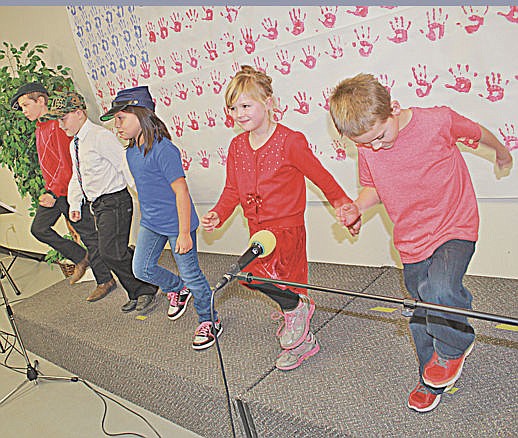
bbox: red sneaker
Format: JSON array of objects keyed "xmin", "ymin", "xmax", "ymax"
[
  {"xmin": 408, "ymin": 383, "xmax": 442, "ymax": 413},
  {"xmin": 423, "ymin": 342, "xmax": 474, "ymax": 388}
]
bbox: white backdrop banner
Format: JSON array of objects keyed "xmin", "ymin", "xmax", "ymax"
[{"xmin": 66, "ymin": 5, "xmax": 518, "ymax": 202}]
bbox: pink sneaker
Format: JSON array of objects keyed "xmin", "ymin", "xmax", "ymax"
[
  {"xmin": 192, "ymin": 320, "xmax": 223, "ymax": 350},
  {"xmin": 167, "ymin": 287, "xmax": 192, "ymax": 320},
  {"xmin": 275, "ymin": 295, "xmax": 315, "ymax": 350},
  {"xmin": 275, "ymin": 332, "xmax": 320, "ymax": 371}
]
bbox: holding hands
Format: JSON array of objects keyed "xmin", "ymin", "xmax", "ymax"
[
  {"xmin": 201, "ymin": 210, "xmax": 221, "ymax": 232},
  {"xmin": 336, "ymin": 202, "xmax": 362, "ymax": 236}
]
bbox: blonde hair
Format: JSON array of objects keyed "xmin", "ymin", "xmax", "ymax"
[
  {"xmin": 225, "ymin": 65, "xmax": 274, "ymax": 108},
  {"xmin": 329, "ymin": 73, "xmax": 392, "ymax": 138}
]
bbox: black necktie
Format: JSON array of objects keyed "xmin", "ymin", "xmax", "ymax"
[{"xmin": 74, "ymin": 136, "xmax": 87, "ymax": 201}]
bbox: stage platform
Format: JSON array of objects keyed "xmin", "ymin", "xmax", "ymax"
[{"xmin": 12, "ymin": 251, "xmax": 518, "ymax": 437}]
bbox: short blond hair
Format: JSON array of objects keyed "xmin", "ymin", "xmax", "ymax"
[
  {"xmin": 329, "ymin": 73, "xmax": 392, "ymax": 138},
  {"xmin": 225, "ymin": 65, "xmax": 274, "ymax": 108}
]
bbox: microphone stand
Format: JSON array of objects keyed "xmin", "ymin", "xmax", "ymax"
[
  {"xmin": 0, "ymin": 261, "xmax": 79, "ymax": 406},
  {"xmin": 234, "ymin": 272, "xmax": 518, "ymax": 326}
]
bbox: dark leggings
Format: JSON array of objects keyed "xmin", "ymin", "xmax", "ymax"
[{"xmin": 247, "ymin": 282, "xmax": 300, "ymax": 312}]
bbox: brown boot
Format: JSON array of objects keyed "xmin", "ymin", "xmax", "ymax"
[
  {"xmin": 86, "ymin": 278, "xmax": 117, "ymax": 302},
  {"xmin": 69, "ymin": 254, "xmax": 89, "ymax": 285}
]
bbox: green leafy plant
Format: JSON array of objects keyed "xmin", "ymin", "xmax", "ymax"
[
  {"xmin": 0, "ymin": 42, "xmax": 74, "ymax": 212},
  {"xmin": 44, "ymin": 233, "xmax": 84, "ymax": 265}
]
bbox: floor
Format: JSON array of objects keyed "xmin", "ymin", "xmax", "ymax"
[{"xmin": 0, "ymin": 255, "xmax": 201, "ymax": 438}]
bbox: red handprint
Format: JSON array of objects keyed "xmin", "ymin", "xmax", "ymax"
[
  {"xmin": 420, "ymin": 8, "xmax": 448, "ymax": 42},
  {"xmin": 408, "ymin": 64, "xmax": 438, "ymax": 98},
  {"xmin": 95, "ymin": 83, "xmax": 103, "ymax": 99},
  {"xmin": 286, "ymin": 8, "xmax": 306, "ymax": 36},
  {"xmin": 499, "ymin": 123, "xmax": 518, "ymax": 151},
  {"xmin": 478, "ymin": 72, "xmax": 508, "ymax": 102},
  {"xmin": 170, "ymin": 12, "xmax": 183, "ymax": 33},
  {"xmin": 217, "ymin": 147, "xmax": 228, "ymax": 166},
  {"xmin": 106, "ymin": 81, "xmax": 116, "ymax": 97},
  {"xmin": 187, "ymin": 112, "xmax": 200, "ymax": 131},
  {"xmin": 223, "ymin": 106, "xmax": 234, "ymax": 128},
  {"xmin": 253, "ymin": 56, "xmax": 269, "ymax": 74},
  {"xmin": 352, "ymin": 26, "xmax": 379, "ymax": 57},
  {"xmin": 210, "ymin": 70, "xmax": 226, "ymax": 95},
  {"xmin": 172, "ymin": 115, "xmax": 184, "ymax": 138},
  {"xmin": 261, "ymin": 17, "xmax": 278, "ymax": 40},
  {"xmin": 154, "ymin": 56, "xmax": 166, "ymax": 78},
  {"xmin": 274, "ymin": 49, "xmax": 294, "ymax": 75},
  {"xmin": 319, "ymin": 6, "xmax": 337, "ymax": 28},
  {"xmin": 140, "ymin": 61, "xmax": 150, "ymax": 79},
  {"xmin": 457, "ymin": 6, "xmax": 488, "ymax": 34},
  {"xmin": 325, "ymin": 35, "xmax": 344, "ymax": 60},
  {"xmin": 445, "ymin": 64, "xmax": 476, "ymax": 93},
  {"xmin": 198, "ymin": 150, "xmax": 210, "ymax": 168},
  {"xmin": 318, "ymin": 88, "xmax": 332, "ymax": 111},
  {"xmin": 346, "ymin": 6, "xmax": 369, "ymax": 17},
  {"xmin": 240, "ymin": 27, "xmax": 259, "ymax": 55},
  {"xmin": 293, "ymin": 91, "xmax": 311, "ymax": 115},
  {"xmin": 378, "ymin": 74, "xmax": 395, "ymax": 94},
  {"xmin": 308, "ymin": 143, "xmax": 324, "ymax": 157},
  {"xmin": 220, "ymin": 32, "xmax": 235, "ymax": 54},
  {"xmin": 146, "ymin": 22, "xmax": 156, "ymax": 43},
  {"xmin": 202, "ymin": 7, "xmax": 214, "ymax": 21},
  {"xmin": 128, "ymin": 68, "xmax": 139, "ymax": 86},
  {"xmin": 497, "ymin": 6, "xmax": 518, "ymax": 23},
  {"xmin": 174, "ymin": 82, "xmax": 188, "ymax": 101},
  {"xmin": 272, "ymin": 97, "xmax": 288, "ymax": 122},
  {"xmin": 181, "ymin": 149, "xmax": 192, "ymax": 171},
  {"xmin": 300, "ymin": 45, "xmax": 320, "ymax": 69},
  {"xmin": 387, "ymin": 16, "xmax": 411, "ymax": 44},
  {"xmin": 115, "ymin": 74, "xmax": 127, "ymax": 90},
  {"xmin": 170, "ymin": 51, "xmax": 183, "ymax": 74},
  {"xmin": 185, "ymin": 8, "xmax": 199, "ymax": 28},
  {"xmin": 191, "ymin": 78, "xmax": 204, "ymax": 96},
  {"xmin": 205, "ymin": 109, "xmax": 216, "ymax": 128},
  {"xmin": 159, "ymin": 87, "xmax": 172, "ymax": 107},
  {"xmin": 221, "ymin": 6, "xmax": 241, "ymax": 23},
  {"xmin": 331, "ymin": 139, "xmax": 347, "ymax": 161},
  {"xmin": 158, "ymin": 17, "xmax": 169, "ymax": 39},
  {"xmin": 186, "ymin": 48, "xmax": 201, "ymax": 70},
  {"xmin": 203, "ymin": 40, "xmax": 218, "ymax": 61}
]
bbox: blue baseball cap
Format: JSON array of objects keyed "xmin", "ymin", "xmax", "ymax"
[{"xmin": 100, "ymin": 86, "xmax": 155, "ymax": 121}]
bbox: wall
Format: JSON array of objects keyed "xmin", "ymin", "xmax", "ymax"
[{"xmin": 0, "ymin": 6, "xmax": 516, "ymax": 279}]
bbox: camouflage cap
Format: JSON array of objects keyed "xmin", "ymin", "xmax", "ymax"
[{"xmin": 45, "ymin": 91, "xmax": 87, "ymax": 119}]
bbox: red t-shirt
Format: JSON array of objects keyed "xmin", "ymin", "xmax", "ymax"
[
  {"xmin": 358, "ymin": 106, "xmax": 481, "ymax": 263},
  {"xmin": 35, "ymin": 119, "xmax": 73, "ymax": 197}
]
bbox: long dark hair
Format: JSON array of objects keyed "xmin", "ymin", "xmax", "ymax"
[{"xmin": 123, "ymin": 106, "xmax": 171, "ymax": 156}]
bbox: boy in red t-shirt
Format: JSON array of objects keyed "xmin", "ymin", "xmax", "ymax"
[
  {"xmin": 11, "ymin": 83, "xmax": 115, "ymax": 301},
  {"xmin": 329, "ymin": 73, "xmax": 512, "ymax": 412}
]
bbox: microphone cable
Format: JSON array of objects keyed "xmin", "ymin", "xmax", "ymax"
[{"xmin": 210, "ymin": 288, "xmax": 237, "ymax": 438}]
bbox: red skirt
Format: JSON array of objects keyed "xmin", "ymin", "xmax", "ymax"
[{"xmin": 243, "ymin": 224, "xmax": 308, "ymax": 296}]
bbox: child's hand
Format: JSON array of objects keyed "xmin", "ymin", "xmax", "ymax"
[
  {"xmin": 175, "ymin": 232, "xmax": 193, "ymax": 254},
  {"xmin": 201, "ymin": 211, "xmax": 221, "ymax": 232},
  {"xmin": 39, "ymin": 193, "xmax": 56, "ymax": 208},
  {"xmin": 496, "ymin": 146, "xmax": 513, "ymax": 170},
  {"xmin": 336, "ymin": 202, "xmax": 362, "ymax": 236}
]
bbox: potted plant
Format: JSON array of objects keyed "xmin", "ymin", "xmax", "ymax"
[
  {"xmin": 0, "ymin": 41, "xmax": 74, "ymax": 212},
  {"xmin": 44, "ymin": 233, "xmax": 85, "ymax": 278}
]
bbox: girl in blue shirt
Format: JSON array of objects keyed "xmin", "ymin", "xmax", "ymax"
[{"xmin": 101, "ymin": 86, "xmax": 221, "ymax": 350}]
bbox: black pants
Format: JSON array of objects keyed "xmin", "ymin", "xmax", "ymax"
[
  {"xmin": 31, "ymin": 196, "xmax": 112, "ymax": 284},
  {"xmin": 91, "ymin": 188, "xmax": 156, "ymax": 299}
]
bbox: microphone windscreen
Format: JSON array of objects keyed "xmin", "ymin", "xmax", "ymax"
[{"xmin": 249, "ymin": 230, "xmax": 276, "ymax": 258}]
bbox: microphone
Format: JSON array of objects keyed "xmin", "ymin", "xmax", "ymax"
[{"xmin": 213, "ymin": 230, "xmax": 276, "ymax": 293}]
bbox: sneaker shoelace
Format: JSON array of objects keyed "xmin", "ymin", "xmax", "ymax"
[
  {"xmin": 433, "ymin": 356, "xmax": 450, "ymax": 369},
  {"xmin": 195, "ymin": 321, "xmax": 212, "ymax": 337},
  {"xmin": 272, "ymin": 310, "xmax": 295, "ymax": 337},
  {"xmin": 416, "ymin": 384, "xmax": 430, "ymax": 395},
  {"xmin": 167, "ymin": 291, "xmax": 180, "ymax": 307}
]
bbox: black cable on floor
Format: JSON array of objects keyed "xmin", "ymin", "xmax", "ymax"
[{"xmin": 210, "ymin": 289, "xmax": 237, "ymax": 438}]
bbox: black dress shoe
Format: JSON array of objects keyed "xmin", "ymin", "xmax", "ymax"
[
  {"xmin": 135, "ymin": 294, "xmax": 156, "ymax": 313},
  {"xmin": 121, "ymin": 299, "xmax": 138, "ymax": 312}
]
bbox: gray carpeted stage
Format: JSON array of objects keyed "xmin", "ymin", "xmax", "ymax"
[{"xmin": 12, "ymin": 251, "xmax": 518, "ymax": 437}]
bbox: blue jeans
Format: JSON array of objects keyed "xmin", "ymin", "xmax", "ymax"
[
  {"xmin": 133, "ymin": 225, "xmax": 216, "ymax": 323},
  {"xmin": 403, "ymin": 239, "xmax": 476, "ymax": 394}
]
